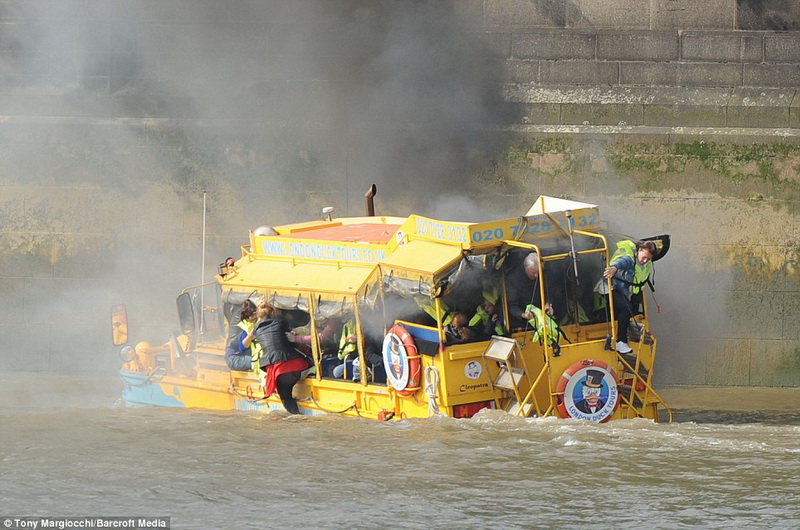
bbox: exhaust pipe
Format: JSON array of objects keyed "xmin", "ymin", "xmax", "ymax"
[{"xmin": 365, "ymin": 184, "xmax": 377, "ymax": 216}]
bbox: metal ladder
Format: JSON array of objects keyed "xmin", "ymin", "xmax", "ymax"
[
  {"xmin": 483, "ymin": 336, "xmax": 533, "ymax": 417},
  {"xmin": 617, "ymin": 318, "xmax": 673, "ymax": 421}
]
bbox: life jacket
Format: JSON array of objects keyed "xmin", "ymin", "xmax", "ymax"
[
  {"xmin": 415, "ymin": 297, "xmax": 453, "ymax": 327},
  {"xmin": 338, "ymin": 319, "xmax": 357, "ymax": 360},
  {"xmin": 525, "ymin": 304, "xmax": 562, "ymax": 346},
  {"xmin": 611, "ymin": 240, "xmax": 652, "ymax": 295},
  {"xmin": 236, "ymin": 319, "xmax": 263, "ymax": 370},
  {"xmin": 469, "ymin": 305, "xmax": 504, "ymax": 336}
]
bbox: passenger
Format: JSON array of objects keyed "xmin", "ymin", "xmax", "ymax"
[
  {"xmin": 253, "ymin": 303, "xmax": 312, "ymax": 414},
  {"xmin": 505, "ymin": 252, "xmax": 554, "ymax": 330},
  {"xmin": 331, "ymin": 317, "xmax": 357, "ymax": 378},
  {"xmin": 332, "ymin": 318, "xmax": 385, "ymax": 381},
  {"xmin": 334, "ymin": 332, "xmax": 384, "ymax": 381},
  {"xmin": 224, "ymin": 299, "xmax": 263, "ymax": 372},
  {"xmin": 444, "ymin": 311, "xmax": 474, "ymax": 343},
  {"xmin": 468, "ymin": 287, "xmax": 505, "ymax": 339},
  {"xmin": 603, "ymin": 240, "xmax": 658, "ymax": 354},
  {"xmin": 288, "ymin": 317, "xmax": 339, "ymax": 358}
]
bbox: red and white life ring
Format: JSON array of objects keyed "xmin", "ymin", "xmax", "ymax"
[
  {"xmin": 382, "ymin": 324, "xmax": 421, "ymax": 397},
  {"xmin": 555, "ymin": 359, "xmax": 620, "ymax": 422}
]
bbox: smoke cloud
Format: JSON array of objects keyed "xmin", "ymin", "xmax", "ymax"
[{"xmin": 0, "ymin": 1, "xmax": 513, "ymax": 374}]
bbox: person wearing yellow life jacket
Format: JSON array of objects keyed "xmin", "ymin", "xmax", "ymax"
[
  {"xmin": 469, "ymin": 287, "xmax": 505, "ymax": 339},
  {"xmin": 603, "ymin": 239, "xmax": 658, "ymax": 354},
  {"xmin": 225, "ymin": 299, "xmax": 264, "ymax": 371},
  {"xmin": 332, "ymin": 318, "xmax": 358, "ymax": 379},
  {"xmin": 332, "ymin": 318, "xmax": 385, "ymax": 381}
]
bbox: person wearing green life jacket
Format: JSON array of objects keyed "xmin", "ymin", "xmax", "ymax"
[
  {"xmin": 332, "ymin": 318, "xmax": 357, "ymax": 379},
  {"xmin": 469, "ymin": 287, "xmax": 505, "ymax": 339},
  {"xmin": 225, "ymin": 299, "xmax": 265, "ymax": 371},
  {"xmin": 603, "ymin": 239, "xmax": 658, "ymax": 354},
  {"xmin": 332, "ymin": 318, "xmax": 385, "ymax": 381}
]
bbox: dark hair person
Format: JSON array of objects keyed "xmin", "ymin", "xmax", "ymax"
[{"xmin": 253, "ymin": 303, "xmax": 312, "ymax": 414}]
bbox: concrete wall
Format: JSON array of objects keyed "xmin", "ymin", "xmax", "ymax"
[{"xmin": 1, "ymin": 0, "xmax": 800, "ymax": 388}]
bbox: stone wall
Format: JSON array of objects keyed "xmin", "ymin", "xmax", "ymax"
[{"xmin": 1, "ymin": 0, "xmax": 799, "ymax": 387}]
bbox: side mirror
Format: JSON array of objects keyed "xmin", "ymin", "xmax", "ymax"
[
  {"xmin": 111, "ymin": 304, "xmax": 129, "ymax": 346},
  {"xmin": 176, "ymin": 292, "xmax": 196, "ymax": 334}
]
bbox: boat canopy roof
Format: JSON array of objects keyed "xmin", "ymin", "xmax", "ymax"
[
  {"xmin": 223, "ymin": 259, "xmax": 378, "ymax": 299},
  {"xmin": 220, "ymin": 195, "xmax": 605, "ymax": 299}
]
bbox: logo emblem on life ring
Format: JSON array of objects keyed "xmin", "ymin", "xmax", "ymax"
[
  {"xmin": 382, "ymin": 331, "xmax": 410, "ymax": 391},
  {"xmin": 557, "ymin": 360, "xmax": 619, "ymax": 422}
]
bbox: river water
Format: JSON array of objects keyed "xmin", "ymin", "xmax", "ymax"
[{"xmin": 1, "ymin": 375, "xmax": 799, "ymax": 529}]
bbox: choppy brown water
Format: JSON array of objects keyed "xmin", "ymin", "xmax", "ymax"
[{"xmin": 1, "ymin": 375, "xmax": 799, "ymax": 529}]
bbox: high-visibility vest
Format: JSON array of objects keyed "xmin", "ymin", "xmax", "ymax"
[
  {"xmin": 338, "ymin": 319, "xmax": 357, "ymax": 360},
  {"xmin": 525, "ymin": 304, "xmax": 561, "ymax": 345},
  {"xmin": 236, "ymin": 320, "xmax": 264, "ymax": 370},
  {"xmin": 416, "ymin": 297, "xmax": 453, "ymax": 327},
  {"xmin": 611, "ymin": 240, "xmax": 652, "ymax": 294},
  {"xmin": 469, "ymin": 305, "xmax": 504, "ymax": 336}
]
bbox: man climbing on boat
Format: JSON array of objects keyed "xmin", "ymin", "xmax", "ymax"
[{"xmin": 603, "ymin": 240, "xmax": 658, "ymax": 354}]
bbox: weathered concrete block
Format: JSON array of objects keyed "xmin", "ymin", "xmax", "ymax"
[
  {"xmin": 654, "ymin": 336, "xmax": 710, "ymax": 386},
  {"xmin": 750, "ymin": 340, "xmax": 800, "ymax": 386},
  {"xmin": 681, "ymin": 31, "xmax": 763, "ymax": 63},
  {"xmin": 512, "ymin": 30, "xmax": 596, "ymax": 60},
  {"xmin": 791, "ymin": 92, "xmax": 800, "ymax": 128},
  {"xmin": 485, "ymin": 0, "xmax": 567, "ymax": 28},
  {"xmin": 565, "ymin": 0, "xmax": 649, "ymax": 30},
  {"xmin": 652, "ymin": 0, "xmax": 735, "ymax": 30},
  {"xmin": 539, "ymin": 59, "xmax": 618, "ymax": 85},
  {"xmin": 641, "ymin": 87, "xmax": 730, "ymax": 127},
  {"xmin": 780, "ymin": 293, "xmax": 800, "ymax": 341},
  {"xmin": 744, "ymin": 64, "xmax": 800, "ymax": 88},
  {"xmin": 621, "ymin": 62, "xmax": 743, "ymax": 87},
  {"xmin": 764, "ymin": 34, "xmax": 800, "ymax": 63},
  {"xmin": 481, "ymin": 31, "xmax": 513, "ymax": 58},
  {"xmin": 561, "ymin": 102, "xmax": 643, "ymax": 125},
  {"xmin": 504, "ymin": 59, "xmax": 540, "ymax": 84},
  {"xmin": 517, "ymin": 103, "xmax": 562, "ymax": 125},
  {"xmin": 597, "ymin": 31, "xmax": 679, "ymax": 61},
  {"xmin": 726, "ymin": 88, "xmax": 794, "ymax": 128},
  {"xmin": 705, "ymin": 339, "xmax": 752, "ymax": 385}
]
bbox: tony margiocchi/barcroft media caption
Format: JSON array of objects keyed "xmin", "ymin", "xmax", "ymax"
[{"xmin": 2, "ymin": 518, "xmax": 170, "ymax": 529}]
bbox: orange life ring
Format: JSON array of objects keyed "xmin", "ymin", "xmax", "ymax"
[
  {"xmin": 382, "ymin": 324, "xmax": 421, "ymax": 397},
  {"xmin": 555, "ymin": 359, "xmax": 620, "ymax": 422}
]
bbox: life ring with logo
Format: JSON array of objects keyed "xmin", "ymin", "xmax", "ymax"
[
  {"xmin": 382, "ymin": 324, "xmax": 421, "ymax": 397},
  {"xmin": 555, "ymin": 359, "xmax": 620, "ymax": 422}
]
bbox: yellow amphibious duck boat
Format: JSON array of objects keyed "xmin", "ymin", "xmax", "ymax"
[{"xmin": 113, "ymin": 188, "xmax": 672, "ymax": 422}]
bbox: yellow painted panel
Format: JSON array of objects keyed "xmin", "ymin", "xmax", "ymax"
[
  {"xmin": 379, "ymin": 240, "xmax": 464, "ymax": 276},
  {"xmin": 225, "ymin": 259, "xmax": 377, "ymax": 295}
]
